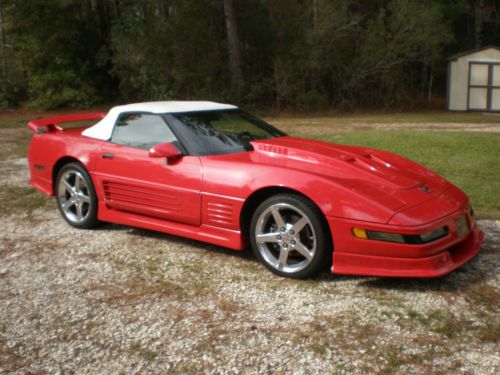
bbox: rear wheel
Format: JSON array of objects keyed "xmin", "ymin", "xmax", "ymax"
[
  {"xmin": 55, "ymin": 162, "xmax": 98, "ymax": 229},
  {"xmin": 249, "ymin": 194, "xmax": 329, "ymax": 278}
]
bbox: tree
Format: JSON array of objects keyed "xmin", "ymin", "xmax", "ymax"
[
  {"xmin": 111, "ymin": 0, "xmax": 229, "ymax": 101},
  {"xmin": 2, "ymin": 0, "xmax": 500, "ymax": 109},
  {"xmin": 0, "ymin": 0, "xmax": 7, "ymax": 79},
  {"xmin": 222, "ymin": 0, "xmax": 244, "ymax": 101},
  {"xmin": 4, "ymin": 0, "xmax": 118, "ymax": 108}
]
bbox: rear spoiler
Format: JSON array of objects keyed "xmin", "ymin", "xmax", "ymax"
[{"xmin": 27, "ymin": 113, "xmax": 106, "ymax": 133}]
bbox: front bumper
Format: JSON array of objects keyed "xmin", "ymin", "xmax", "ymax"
[{"xmin": 327, "ymin": 208, "xmax": 483, "ymax": 278}]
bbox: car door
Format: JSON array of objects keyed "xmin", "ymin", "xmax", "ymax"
[{"xmin": 94, "ymin": 112, "xmax": 202, "ymax": 226}]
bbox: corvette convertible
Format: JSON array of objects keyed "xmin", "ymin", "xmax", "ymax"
[{"xmin": 27, "ymin": 101, "xmax": 483, "ymax": 278}]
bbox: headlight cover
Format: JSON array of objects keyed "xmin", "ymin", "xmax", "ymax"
[{"xmin": 352, "ymin": 227, "xmax": 449, "ymax": 244}]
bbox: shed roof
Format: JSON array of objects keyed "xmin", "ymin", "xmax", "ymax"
[{"xmin": 448, "ymin": 45, "xmax": 500, "ymax": 61}]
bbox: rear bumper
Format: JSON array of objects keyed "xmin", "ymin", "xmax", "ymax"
[
  {"xmin": 29, "ymin": 176, "xmax": 53, "ymax": 196},
  {"xmin": 328, "ymin": 208, "xmax": 484, "ymax": 278}
]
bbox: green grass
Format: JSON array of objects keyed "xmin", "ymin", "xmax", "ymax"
[
  {"xmin": 0, "ymin": 112, "xmax": 38, "ymax": 129},
  {"xmin": 0, "ymin": 186, "xmax": 51, "ymax": 214},
  {"xmin": 406, "ymin": 308, "xmax": 478, "ymax": 341},
  {"xmin": 1, "ymin": 109, "xmax": 497, "ymax": 129},
  {"xmin": 0, "ymin": 115, "xmax": 21, "ymax": 129},
  {"xmin": 130, "ymin": 341, "xmax": 157, "ymax": 361}
]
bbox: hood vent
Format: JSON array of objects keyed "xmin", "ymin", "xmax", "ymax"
[{"xmin": 340, "ymin": 153, "xmax": 390, "ymax": 172}]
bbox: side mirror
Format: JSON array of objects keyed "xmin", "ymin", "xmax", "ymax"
[{"xmin": 149, "ymin": 142, "xmax": 183, "ymax": 163}]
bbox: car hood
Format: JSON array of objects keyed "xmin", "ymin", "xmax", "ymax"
[{"xmin": 250, "ymin": 136, "xmax": 451, "ymax": 214}]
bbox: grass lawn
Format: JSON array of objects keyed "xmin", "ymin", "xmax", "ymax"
[{"xmin": 1, "ymin": 109, "xmax": 499, "ymax": 219}]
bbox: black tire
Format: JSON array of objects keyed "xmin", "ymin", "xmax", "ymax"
[
  {"xmin": 249, "ymin": 193, "xmax": 330, "ymax": 279},
  {"xmin": 55, "ymin": 162, "xmax": 99, "ymax": 229}
]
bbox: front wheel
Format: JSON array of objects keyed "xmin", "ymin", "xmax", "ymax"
[
  {"xmin": 55, "ymin": 162, "xmax": 99, "ymax": 229},
  {"xmin": 249, "ymin": 194, "xmax": 330, "ymax": 279}
]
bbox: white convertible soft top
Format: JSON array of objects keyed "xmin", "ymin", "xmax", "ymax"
[{"xmin": 82, "ymin": 101, "xmax": 238, "ymax": 141}]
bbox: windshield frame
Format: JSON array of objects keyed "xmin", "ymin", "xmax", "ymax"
[{"xmin": 162, "ymin": 109, "xmax": 287, "ymax": 156}]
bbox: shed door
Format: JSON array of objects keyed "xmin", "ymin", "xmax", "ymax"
[
  {"xmin": 492, "ymin": 65, "xmax": 500, "ymax": 111},
  {"xmin": 468, "ymin": 62, "xmax": 500, "ymax": 112}
]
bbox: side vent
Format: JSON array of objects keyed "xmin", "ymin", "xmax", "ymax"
[
  {"xmin": 102, "ymin": 181, "xmax": 180, "ymax": 211},
  {"xmin": 205, "ymin": 199, "xmax": 234, "ymax": 228}
]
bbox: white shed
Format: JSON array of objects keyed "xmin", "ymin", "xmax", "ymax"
[{"xmin": 448, "ymin": 46, "xmax": 500, "ymax": 112}]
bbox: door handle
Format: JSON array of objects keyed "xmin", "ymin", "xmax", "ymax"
[{"xmin": 102, "ymin": 153, "xmax": 114, "ymax": 159}]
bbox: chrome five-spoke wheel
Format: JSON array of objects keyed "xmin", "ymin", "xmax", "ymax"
[
  {"xmin": 58, "ymin": 170, "xmax": 90, "ymax": 223},
  {"xmin": 250, "ymin": 194, "xmax": 329, "ymax": 278},
  {"xmin": 56, "ymin": 163, "xmax": 98, "ymax": 229},
  {"xmin": 255, "ymin": 203, "xmax": 316, "ymax": 273}
]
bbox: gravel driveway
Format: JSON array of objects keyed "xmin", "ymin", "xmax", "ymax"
[{"xmin": 1, "ymin": 155, "xmax": 499, "ymax": 374}]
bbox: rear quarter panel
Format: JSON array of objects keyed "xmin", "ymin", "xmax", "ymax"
[{"xmin": 28, "ymin": 128, "xmax": 104, "ymax": 195}]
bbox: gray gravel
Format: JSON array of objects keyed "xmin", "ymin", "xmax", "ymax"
[{"xmin": 0, "ymin": 158, "xmax": 499, "ymax": 374}]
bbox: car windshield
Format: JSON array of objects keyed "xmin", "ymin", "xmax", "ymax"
[{"xmin": 164, "ymin": 110, "xmax": 286, "ymax": 156}]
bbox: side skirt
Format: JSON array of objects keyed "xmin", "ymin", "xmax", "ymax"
[{"xmin": 97, "ymin": 202, "xmax": 245, "ymax": 250}]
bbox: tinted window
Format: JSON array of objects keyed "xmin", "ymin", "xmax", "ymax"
[
  {"xmin": 164, "ymin": 110, "xmax": 285, "ymax": 156},
  {"xmin": 111, "ymin": 113, "xmax": 177, "ymax": 150}
]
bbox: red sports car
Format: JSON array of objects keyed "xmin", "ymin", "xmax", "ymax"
[{"xmin": 27, "ymin": 101, "xmax": 483, "ymax": 279}]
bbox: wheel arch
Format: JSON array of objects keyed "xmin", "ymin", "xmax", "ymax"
[
  {"xmin": 240, "ymin": 186, "xmax": 333, "ymax": 249},
  {"xmin": 52, "ymin": 156, "xmax": 85, "ymax": 192}
]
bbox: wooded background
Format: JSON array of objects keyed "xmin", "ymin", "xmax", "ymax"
[{"xmin": 1, "ymin": 0, "xmax": 499, "ymax": 110}]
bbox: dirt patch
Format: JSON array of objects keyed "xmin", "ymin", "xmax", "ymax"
[
  {"xmin": 274, "ymin": 121, "xmax": 500, "ymax": 134},
  {"xmin": 0, "ymin": 128, "xmax": 31, "ymax": 161}
]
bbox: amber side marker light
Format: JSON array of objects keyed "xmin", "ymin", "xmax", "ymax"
[
  {"xmin": 352, "ymin": 227, "xmax": 448, "ymax": 245},
  {"xmin": 352, "ymin": 227, "xmax": 368, "ymax": 239}
]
